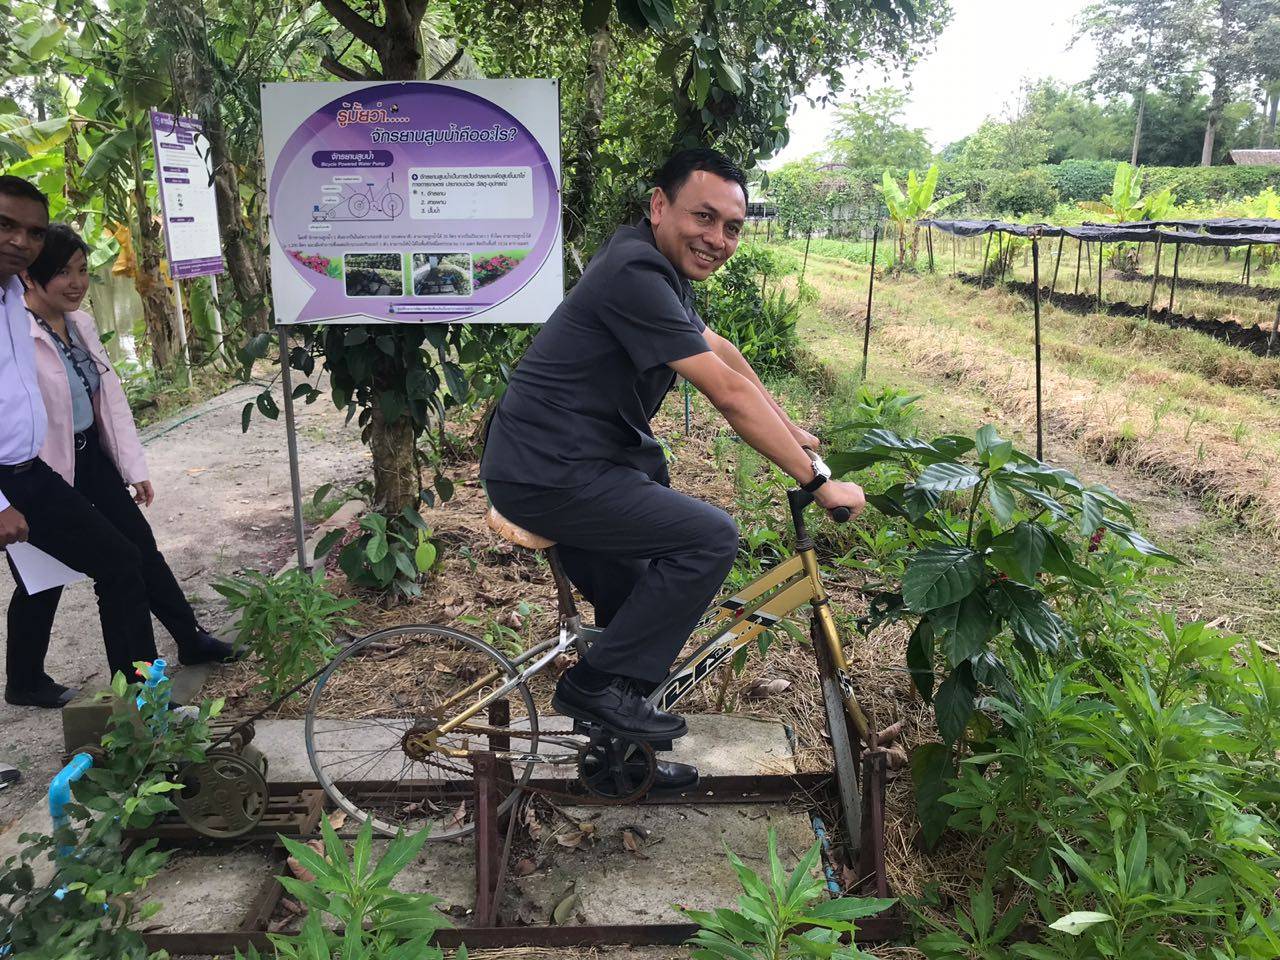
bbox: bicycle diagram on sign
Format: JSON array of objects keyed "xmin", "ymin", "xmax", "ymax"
[{"xmin": 311, "ymin": 172, "xmax": 405, "ymax": 222}]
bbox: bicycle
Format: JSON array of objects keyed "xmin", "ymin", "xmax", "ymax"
[
  {"xmin": 304, "ymin": 452, "xmax": 875, "ymax": 845},
  {"xmin": 345, "ymin": 175, "xmax": 404, "ymax": 220}
]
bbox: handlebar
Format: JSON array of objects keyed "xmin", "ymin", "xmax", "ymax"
[{"xmin": 802, "ymin": 448, "xmax": 852, "ymax": 525}]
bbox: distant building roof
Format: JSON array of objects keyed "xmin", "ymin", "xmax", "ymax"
[{"xmin": 1228, "ymin": 149, "xmax": 1280, "ymax": 166}]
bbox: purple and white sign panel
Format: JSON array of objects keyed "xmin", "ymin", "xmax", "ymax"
[
  {"xmin": 149, "ymin": 110, "xmax": 224, "ymax": 279},
  {"xmin": 261, "ymin": 80, "xmax": 563, "ymax": 325}
]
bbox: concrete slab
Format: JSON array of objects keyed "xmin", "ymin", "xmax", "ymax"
[
  {"xmin": 503, "ymin": 802, "xmax": 815, "ymax": 926},
  {"xmin": 137, "ymin": 847, "xmax": 276, "ymax": 932},
  {"xmin": 252, "ymin": 713, "xmax": 795, "ymax": 784}
]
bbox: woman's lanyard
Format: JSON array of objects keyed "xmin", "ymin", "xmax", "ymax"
[{"xmin": 33, "ymin": 311, "xmax": 96, "ymax": 401}]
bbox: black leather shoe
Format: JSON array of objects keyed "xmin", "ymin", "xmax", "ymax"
[
  {"xmin": 178, "ymin": 629, "xmax": 245, "ymax": 666},
  {"xmin": 580, "ymin": 752, "xmax": 699, "ymax": 793},
  {"xmin": 5, "ymin": 679, "xmax": 78, "ymax": 709},
  {"xmin": 553, "ymin": 675, "xmax": 688, "ymax": 743},
  {"xmin": 652, "ymin": 759, "xmax": 699, "ymax": 792}
]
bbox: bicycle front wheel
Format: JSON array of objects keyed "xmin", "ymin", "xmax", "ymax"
[{"xmin": 305, "ymin": 624, "xmax": 540, "ymax": 838}]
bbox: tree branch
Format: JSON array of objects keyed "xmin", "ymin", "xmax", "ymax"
[
  {"xmin": 321, "ymin": 54, "xmax": 368, "ymax": 80},
  {"xmin": 316, "ymin": 0, "xmax": 382, "ymax": 51},
  {"xmin": 428, "ymin": 46, "xmax": 465, "ymax": 80}
]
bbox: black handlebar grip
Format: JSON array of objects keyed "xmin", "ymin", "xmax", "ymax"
[{"xmin": 830, "ymin": 506, "xmax": 852, "ymax": 523}]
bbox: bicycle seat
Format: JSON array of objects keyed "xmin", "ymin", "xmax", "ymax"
[{"xmin": 485, "ymin": 506, "xmax": 555, "ymax": 550}]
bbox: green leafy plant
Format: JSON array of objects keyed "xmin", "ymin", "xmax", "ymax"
[
  {"xmin": 879, "ymin": 165, "xmax": 963, "ymax": 268},
  {"xmin": 1078, "ymin": 161, "xmax": 1177, "ymax": 223},
  {"xmin": 0, "ymin": 672, "xmax": 221, "ymax": 959},
  {"xmin": 828, "ymin": 424, "xmax": 1175, "ymax": 846},
  {"xmin": 459, "ymin": 600, "xmax": 542, "ymax": 657},
  {"xmin": 678, "ymin": 828, "xmax": 894, "ymax": 959},
  {"xmin": 237, "ymin": 817, "xmax": 461, "ymax": 960},
  {"xmin": 326, "ymin": 506, "xmax": 439, "ymax": 602},
  {"xmin": 912, "ymin": 881, "xmax": 1026, "ymax": 960},
  {"xmin": 213, "ymin": 567, "xmax": 358, "ymax": 699},
  {"xmin": 702, "ymin": 245, "xmax": 801, "ymax": 379}
]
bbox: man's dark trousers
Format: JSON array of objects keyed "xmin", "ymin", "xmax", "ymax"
[
  {"xmin": 486, "ymin": 465, "xmax": 739, "ymax": 684},
  {"xmin": 1, "ymin": 450, "xmax": 158, "ymax": 688}
]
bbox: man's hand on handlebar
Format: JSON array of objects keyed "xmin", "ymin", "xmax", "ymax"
[{"xmin": 814, "ymin": 479, "xmax": 866, "ymax": 520}]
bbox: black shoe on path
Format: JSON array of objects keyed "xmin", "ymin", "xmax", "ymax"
[
  {"xmin": 178, "ymin": 628, "xmax": 245, "ymax": 667},
  {"xmin": 580, "ymin": 750, "xmax": 700, "ymax": 793},
  {"xmin": 553, "ymin": 674, "xmax": 688, "ymax": 744},
  {"xmin": 5, "ymin": 678, "xmax": 78, "ymax": 709}
]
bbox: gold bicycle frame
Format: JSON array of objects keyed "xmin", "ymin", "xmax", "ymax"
[{"xmin": 422, "ymin": 535, "xmax": 872, "ymax": 757}]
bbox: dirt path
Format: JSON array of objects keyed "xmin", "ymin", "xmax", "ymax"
[{"xmin": 0, "ymin": 379, "xmax": 368, "ymax": 832}]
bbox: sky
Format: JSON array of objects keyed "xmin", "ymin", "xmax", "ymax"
[{"xmin": 765, "ymin": 0, "xmax": 1100, "ymax": 168}]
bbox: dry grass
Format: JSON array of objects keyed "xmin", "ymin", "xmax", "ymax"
[{"xmin": 795, "ymin": 251, "xmax": 1280, "ymax": 538}]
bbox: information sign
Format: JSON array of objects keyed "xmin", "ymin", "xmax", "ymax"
[
  {"xmin": 262, "ymin": 80, "xmax": 562, "ymax": 325},
  {"xmin": 149, "ymin": 110, "xmax": 224, "ymax": 279}
]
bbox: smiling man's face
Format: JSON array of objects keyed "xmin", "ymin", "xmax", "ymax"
[
  {"xmin": 650, "ymin": 170, "xmax": 746, "ymax": 282},
  {"xmin": 0, "ymin": 192, "xmax": 48, "ymax": 282}
]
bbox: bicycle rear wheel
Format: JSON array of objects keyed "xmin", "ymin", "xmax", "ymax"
[
  {"xmin": 811, "ymin": 613, "xmax": 863, "ymax": 862},
  {"xmin": 305, "ymin": 624, "xmax": 540, "ymax": 839}
]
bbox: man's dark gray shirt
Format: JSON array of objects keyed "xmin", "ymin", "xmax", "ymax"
[{"xmin": 480, "ymin": 221, "xmax": 710, "ymax": 488}]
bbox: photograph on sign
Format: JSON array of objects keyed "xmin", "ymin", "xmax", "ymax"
[
  {"xmin": 149, "ymin": 110, "xmax": 224, "ymax": 279},
  {"xmin": 262, "ymin": 80, "xmax": 562, "ymax": 325}
]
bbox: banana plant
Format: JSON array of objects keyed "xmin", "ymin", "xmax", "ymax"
[
  {"xmin": 880, "ymin": 164, "xmax": 962, "ymax": 269},
  {"xmin": 1078, "ymin": 161, "xmax": 1177, "ymax": 224}
]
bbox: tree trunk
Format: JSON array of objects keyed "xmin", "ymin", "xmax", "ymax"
[
  {"xmin": 1131, "ymin": 87, "xmax": 1146, "ymax": 166},
  {"xmin": 130, "ymin": 144, "xmax": 180, "ymax": 372},
  {"xmin": 1268, "ymin": 89, "xmax": 1279, "ymax": 149},
  {"xmin": 366, "ymin": 0, "xmax": 430, "ymax": 515},
  {"xmin": 565, "ymin": 24, "xmax": 611, "ymax": 245},
  {"xmin": 368, "ymin": 405, "xmax": 419, "ymax": 511},
  {"xmin": 163, "ymin": 0, "xmax": 271, "ymax": 336}
]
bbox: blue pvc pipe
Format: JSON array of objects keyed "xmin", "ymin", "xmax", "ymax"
[{"xmin": 48, "ymin": 754, "xmax": 93, "ymax": 829}]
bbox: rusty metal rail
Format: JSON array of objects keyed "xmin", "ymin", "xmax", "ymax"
[{"xmin": 141, "ymin": 768, "xmax": 899, "ymax": 955}]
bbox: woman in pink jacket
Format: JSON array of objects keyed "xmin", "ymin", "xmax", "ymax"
[{"xmin": 6, "ymin": 224, "xmax": 238, "ymax": 708}]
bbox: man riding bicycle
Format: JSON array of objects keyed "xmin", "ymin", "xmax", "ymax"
[{"xmin": 479, "ymin": 148, "xmax": 866, "ymax": 789}]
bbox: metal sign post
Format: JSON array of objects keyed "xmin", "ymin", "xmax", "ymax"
[
  {"xmin": 172, "ymin": 279, "xmax": 193, "ymax": 387},
  {"xmin": 277, "ymin": 326, "xmax": 309, "ymax": 571}
]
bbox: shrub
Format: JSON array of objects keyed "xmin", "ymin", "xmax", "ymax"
[
  {"xmin": 1048, "ymin": 159, "xmax": 1120, "ymax": 204},
  {"xmin": 984, "ymin": 168, "xmax": 1060, "ymax": 217},
  {"xmin": 324, "ymin": 506, "xmax": 439, "ymax": 602},
  {"xmin": 679, "ymin": 827, "xmax": 894, "ymax": 959},
  {"xmin": 0, "ymin": 673, "xmax": 221, "ymax": 959},
  {"xmin": 213, "ymin": 567, "xmax": 358, "ymax": 699},
  {"xmin": 701, "ymin": 245, "xmax": 801, "ymax": 378},
  {"xmin": 238, "ymin": 816, "xmax": 458, "ymax": 960}
]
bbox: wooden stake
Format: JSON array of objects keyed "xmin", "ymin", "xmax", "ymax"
[
  {"xmin": 861, "ymin": 226, "xmax": 878, "ymax": 381},
  {"xmin": 981, "ymin": 231, "xmax": 993, "ymax": 283},
  {"xmin": 1032, "ymin": 236, "xmax": 1045, "ymax": 461},
  {"xmin": 1097, "ymin": 242, "xmax": 1104, "ymax": 309},
  {"xmin": 1169, "ymin": 242, "xmax": 1181, "ymax": 312},
  {"xmin": 1146, "ymin": 235, "xmax": 1162, "ymax": 322},
  {"xmin": 1074, "ymin": 236, "xmax": 1083, "ymax": 295},
  {"xmin": 1050, "ymin": 233, "xmax": 1064, "ymax": 299}
]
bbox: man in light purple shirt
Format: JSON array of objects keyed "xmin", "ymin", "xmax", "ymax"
[{"xmin": 0, "ymin": 176, "xmax": 159, "ymax": 707}]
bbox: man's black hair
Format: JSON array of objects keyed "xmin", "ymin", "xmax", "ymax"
[
  {"xmin": 27, "ymin": 223, "xmax": 89, "ymax": 288},
  {"xmin": 653, "ymin": 148, "xmax": 748, "ymax": 207},
  {"xmin": 0, "ymin": 175, "xmax": 49, "ymax": 210}
]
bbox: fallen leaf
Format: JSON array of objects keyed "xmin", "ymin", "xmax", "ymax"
[
  {"xmin": 446, "ymin": 799, "xmax": 467, "ymax": 832},
  {"xmin": 522, "ymin": 802, "xmax": 543, "ymax": 840},
  {"xmin": 551, "ymin": 891, "xmax": 581, "ymax": 925},
  {"xmin": 444, "ymin": 603, "xmax": 466, "ymax": 619},
  {"xmin": 432, "ymin": 661, "xmax": 454, "ymax": 674},
  {"xmin": 551, "ymin": 654, "xmax": 573, "ymax": 677},
  {"xmin": 875, "ymin": 719, "xmax": 905, "ymax": 746},
  {"xmin": 555, "ymin": 830, "xmax": 586, "ymax": 849},
  {"xmin": 281, "ymin": 898, "xmax": 303, "ymax": 915},
  {"xmin": 512, "ymin": 857, "xmax": 537, "ymax": 877},
  {"xmin": 184, "ymin": 467, "xmax": 207, "ymax": 476},
  {"xmin": 327, "ymin": 810, "xmax": 348, "ymax": 830},
  {"xmin": 286, "ymin": 856, "xmax": 315, "ymax": 884},
  {"xmin": 621, "ymin": 828, "xmax": 649, "ymax": 859},
  {"xmin": 885, "ymin": 746, "xmax": 909, "ymax": 771},
  {"xmin": 744, "ymin": 678, "xmax": 791, "ymax": 700},
  {"xmin": 577, "ymin": 821, "xmax": 596, "ymax": 835}
]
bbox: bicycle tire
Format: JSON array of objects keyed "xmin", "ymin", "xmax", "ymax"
[
  {"xmin": 305, "ymin": 623, "xmax": 539, "ymax": 839},
  {"xmin": 811, "ymin": 614, "xmax": 863, "ymax": 863}
]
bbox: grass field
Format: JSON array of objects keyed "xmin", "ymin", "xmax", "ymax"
[{"xmin": 771, "ymin": 243, "xmax": 1280, "ymax": 643}]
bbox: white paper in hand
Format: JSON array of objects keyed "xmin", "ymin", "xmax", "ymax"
[{"xmin": 6, "ymin": 542, "xmax": 89, "ymax": 594}]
